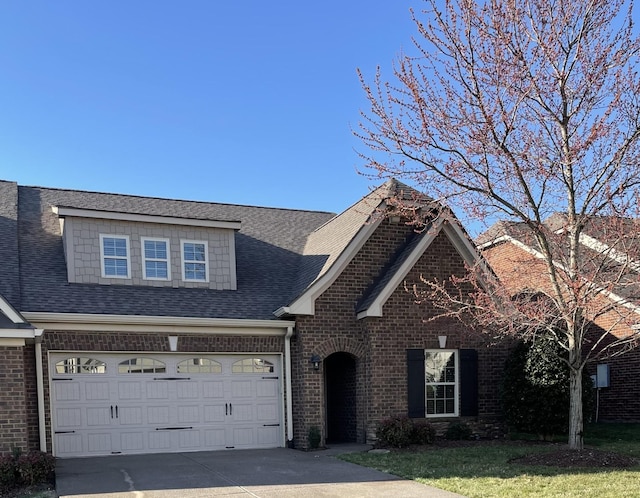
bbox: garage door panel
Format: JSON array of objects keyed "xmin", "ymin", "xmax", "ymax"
[
  {"xmin": 118, "ymin": 406, "xmax": 143, "ymax": 425},
  {"xmin": 86, "ymin": 407, "xmax": 111, "ymax": 426},
  {"xmin": 203, "ymin": 404, "xmax": 225, "ymax": 423},
  {"xmin": 147, "ymin": 406, "xmax": 170, "ymax": 424},
  {"xmin": 85, "ymin": 382, "xmax": 110, "ymax": 400},
  {"xmin": 56, "ymin": 407, "xmax": 82, "ymax": 428},
  {"xmin": 117, "ymin": 382, "xmax": 141, "ymax": 400},
  {"xmin": 120, "ymin": 432, "xmax": 145, "ymax": 451},
  {"xmin": 145, "ymin": 381, "xmax": 169, "ymax": 399},
  {"xmin": 50, "ymin": 353, "xmax": 283, "ymax": 457},
  {"xmin": 54, "ymin": 383, "xmax": 80, "ymax": 401},
  {"xmin": 177, "ymin": 405, "xmax": 200, "ymax": 424},
  {"xmin": 230, "ymin": 380, "xmax": 252, "ymax": 397},
  {"xmin": 87, "ymin": 433, "xmax": 112, "ymax": 453}
]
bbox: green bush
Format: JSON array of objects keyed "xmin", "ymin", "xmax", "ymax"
[
  {"xmin": 412, "ymin": 420, "xmax": 436, "ymax": 444},
  {"xmin": 445, "ymin": 421, "xmax": 472, "ymax": 440},
  {"xmin": 376, "ymin": 416, "xmax": 436, "ymax": 447},
  {"xmin": 0, "ymin": 451, "xmax": 55, "ymax": 492},
  {"xmin": 0, "ymin": 454, "xmax": 17, "ymax": 489},
  {"xmin": 376, "ymin": 416, "xmax": 415, "ymax": 448},
  {"xmin": 307, "ymin": 426, "xmax": 321, "ymax": 449},
  {"xmin": 502, "ymin": 337, "xmax": 595, "ymax": 438},
  {"xmin": 16, "ymin": 451, "xmax": 55, "ymax": 486}
]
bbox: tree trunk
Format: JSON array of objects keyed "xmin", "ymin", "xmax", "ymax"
[{"xmin": 568, "ymin": 366, "xmax": 584, "ymax": 450}]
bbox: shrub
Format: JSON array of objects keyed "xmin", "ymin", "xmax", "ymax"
[
  {"xmin": 376, "ymin": 416, "xmax": 415, "ymax": 448},
  {"xmin": 502, "ymin": 337, "xmax": 595, "ymax": 438},
  {"xmin": 16, "ymin": 451, "xmax": 55, "ymax": 486},
  {"xmin": 0, "ymin": 454, "xmax": 17, "ymax": 490},
  {"xmin": 445, "ymin": 421, "xmax": 472, "ymax": 440},
  {"xmin": 307, "ymin": 426, "xmax": 321, "ymax": 449},
  {"xmin": 412, "ymin": 420, "xmax": 436, "ymax": 445}
]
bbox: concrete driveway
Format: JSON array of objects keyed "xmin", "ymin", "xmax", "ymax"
[{"xmin": 56, "ymin": 444, "xmax": 464, "ymax": 497}]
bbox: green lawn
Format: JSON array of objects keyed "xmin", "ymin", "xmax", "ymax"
[{"xmin": 339, "ymin": 424, "xmax": 640, "ymax": 498}]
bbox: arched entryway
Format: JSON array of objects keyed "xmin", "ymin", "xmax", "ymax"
[{"xmin": 324, "ymin": 352, "xmax": 357, "ymax": 443}]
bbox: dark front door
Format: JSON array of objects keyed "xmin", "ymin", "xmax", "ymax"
[{"xmin": 325, "ymin": 352, "xmax": 357, "ymax": 443}]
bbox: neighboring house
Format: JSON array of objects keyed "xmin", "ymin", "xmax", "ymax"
[
  {"xmin": 478, "ymin": 216, "xmax": 640, "ymax": 422},
  {"xmin": 0, "ymin": 178, "xmax": 508, "ymax": 458}
]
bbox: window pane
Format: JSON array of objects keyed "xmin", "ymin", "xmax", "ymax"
[
  {"xmin": 146, "ymin": 261, "xmax": 168, "ymax": 279},
  {"xmin": 105, "ymin": 258, "xmax": 128, "ymax": 276},
  {"xmin": 118, "ymin": 358, "xmax": 166, "ymax": 374},
  {"xmin": 56, "ymin": 357, "xmax": 106, "ymax": 374},
  {"xmin": 103, "ymin": 237, "xmax": 127, "ymax": 257},
  {"xmin": 145, "ymin": 240, "xmax": 167, "ymax": 259},
  {"xmin": 184, "ymin": 243, "xmax": 205, "ymax": 262},
  {"xmin": 185, "ymin": 262, "xmax": 206, "ymax": 280},
  {"xmin": 177, "ymin": 358, "xmax": 222, "ymax": 374},
  {"xmin": 232, "ymin": 358, "xmax": 274, "ymax": 373}
]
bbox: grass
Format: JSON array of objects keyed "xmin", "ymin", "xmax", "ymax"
[{"xmin": 339, "ymin": 423, "xmax": 640, "ymax": 498}]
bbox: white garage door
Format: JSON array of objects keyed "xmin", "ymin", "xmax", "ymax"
[{"xmin": 49, "ymin": 353, "xmax": 283, "ymax": 458}]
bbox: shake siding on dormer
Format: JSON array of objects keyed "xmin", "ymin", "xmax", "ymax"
[{"xmin": 60, "ymin": 216, "xmax": 237, "ymax": 290}]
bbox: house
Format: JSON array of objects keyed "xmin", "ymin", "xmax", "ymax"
[
  {"xmin": 0, "ymin": 178, "xmax": 508, "ymax": 458},
  {"xmin": 478, "ymin": 215, "xmax": 640, "ymax": 422}
]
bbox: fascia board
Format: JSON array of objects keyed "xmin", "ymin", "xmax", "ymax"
[
  {"xmin": 0, "ymin": 296, "xmax": 29, "ymax": 324},
  {"xmin": 286, "ymin": 218, "xmax": 383, "ymax": 316},
  {"xmin": 53, "ymin": 206, "xmax": 242, "ymax": 230},
  {"xmin": 0, "ymin": 328, "xmax": 40, "ymax": 339},
  {"xmin": 486, "ymin": 235, "xmax": 640, "ymax": 317},
  {"xmin": 22, "ymin": 312, "xmax": 293, "ymax": 336},
  {"xmin": 579, "ymin": 233, "xmax": 640, "ymax": 273}
]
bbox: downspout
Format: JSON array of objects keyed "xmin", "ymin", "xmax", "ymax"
[
  {"xmin": 34, "ymin": 329, "xmax": 46, "ymax": 452},
  {"xmin": 285, "ymin": 325, "xmax": 294, "ymax": 445}
]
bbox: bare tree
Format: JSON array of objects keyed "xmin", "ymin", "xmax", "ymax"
[{"xmin": 357, "ymin": 0, "xmax": 640, "ymax": 449}]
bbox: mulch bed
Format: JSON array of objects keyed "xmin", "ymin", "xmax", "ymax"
[{"xmin": 510, "ymin": 448, "xmax": 638, "ymax": 468}]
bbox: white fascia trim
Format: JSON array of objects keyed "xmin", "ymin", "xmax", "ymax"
[
  {"xmin": 357, "ymin": 217, "xmax": 486, "ymax": 319},
  {"xmin": 357, "ymin": 218, "xmax": 444, "ymax": 319},
  {"xmin": 286, "ymin": 218, "xmax": 383, "ymax": 316},
  {"xmin": 21, "ymin": 312, "xmax": 293, "ymax": 335},
  {"xmin": 52, "ymin": 206, "xmax": 242, "ymax": 230},
  {"xmin": 579, "ymin": 233, "xmax": 640, "ymax": 273},
  {"xmin": 485, "ymin": 235, "xmax": 640, "ymax": 317},
  {"xmin": 0, "ymin": 296, "xmax": 28, "ymax": 324},
  {"xmin": 0, "ymin": 327, "xmax": 43, "ymax": 339}
]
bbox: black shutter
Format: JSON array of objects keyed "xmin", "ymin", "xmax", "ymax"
[
  {"xmin": 459, "ymin": 349, "xmax": 478, "ymax": 416},
  {"xmin": 407, "ymin": 349, "xmax": 425, "ymax": 418}
]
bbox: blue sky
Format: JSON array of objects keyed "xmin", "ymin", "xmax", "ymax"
[{"xmin": 0, "ymin": 1, "xmax": 418, "ymax": 215}]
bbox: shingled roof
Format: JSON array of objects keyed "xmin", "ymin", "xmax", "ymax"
[{"xmin": 1, "ymin": 178, "xmax": 438, "ymax": 321}]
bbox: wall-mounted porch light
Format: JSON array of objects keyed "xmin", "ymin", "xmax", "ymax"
[{"xmin": 310, "ymin": 354, "xmax": 322, "ymax": 371}]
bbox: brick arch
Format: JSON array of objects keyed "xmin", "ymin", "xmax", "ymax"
[{"xmin": 315, "ymin": 337, "xmax": 366, "ymax": 360}]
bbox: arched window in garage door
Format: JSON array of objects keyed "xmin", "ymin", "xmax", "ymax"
[
  {"xmin": 231, "ymin": 358, "xmax": 274, "ymax": 373},
  {"xmin": 55, "ymin": 357, "xmax": 107, "ymax": 374},
  {"xmin": 118, "ymin": 357, "xmax": 166, "ymax": 374},
  {"xmin": 176, "ymin": 358, "xmax": 222, "ymax": 373}
]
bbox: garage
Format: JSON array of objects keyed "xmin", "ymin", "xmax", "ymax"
[{"xmin": 49, "ymin": 352, "xmax": 284, "ymax": 458}]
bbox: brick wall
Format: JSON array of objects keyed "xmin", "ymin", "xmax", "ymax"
[
  {"xmin": 292, "ymin": 220, "xmax": 509, "ymax": 448},
  {"xmin": 484, "ymin": 240, "xmax": 640, "ymax": 421},
  {"xmin": 0, "ymin": 346, "xmax": 28, "ymax": 455}
]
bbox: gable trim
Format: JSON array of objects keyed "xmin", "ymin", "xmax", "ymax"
[
  {"xmin": 53, "ymin": 206, "xmax": 242, "ymax": 230},
  {"xmin": 357, "ymin": 215, "xmax": 485, "ymax": 319},
  {"xmin": 483, "ymin": 234, "xmax": 640, "ymax": 317},
  {"xmin": 0, "ymin": 295, "xmax": 29, "ymax": 325},
  {"xmin": 278, "ymin": 217, "xmax": 383, "ymax": 316},
  {"xmin": 22, "ymin": 312, "xmax": 294, "ymax": 335}
]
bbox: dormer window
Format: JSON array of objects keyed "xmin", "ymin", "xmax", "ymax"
[
  {"xmin": 142, "ymin": 238, "xmax": 170, "ymax": 281},
  {"xmin": 100, "ymin": 235, "xmax": 130, "ymax": 278},
  {"xmin": 182, "ymin": 240, "xmax": 208, "ymax": 282}
]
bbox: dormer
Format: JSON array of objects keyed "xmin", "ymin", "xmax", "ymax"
[{"xmin": 52, "ymin": 206, "xmax": 241, "ymax": 290}]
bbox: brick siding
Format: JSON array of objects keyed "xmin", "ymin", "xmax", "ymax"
[{"xmin": 0, "ymin": 346, "xmax": 28, "ymax": 455}]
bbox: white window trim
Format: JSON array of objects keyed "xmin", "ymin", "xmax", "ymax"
[
  {"xmin": 424, "ymin": 349, "xmax": 459, "ymax": 418},
  {"xmin": 99, "ymin": 234, "xmax": 131, "ymax": 279},
  {"xmin": 141, "ymin": 237, "xmax": 171, "ymax": 281},
  {"xmin": 181, "ymin": 239, "xmax": 209, "ymax": 282}
]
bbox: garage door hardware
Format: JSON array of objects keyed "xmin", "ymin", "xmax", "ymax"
[
  {"xmin": 155, "ymin": 427, "xmax": 193, "ymax": 431},
  {"xmin": 225, "ymin": 403, "xmax": 233, "ymax": 415},
  {"xmin": 263, "ymin": 424, "xmax": 280, "ymax": 427},
  {"xmin": 153, "ymin": 377, "xmax": 191, "ymax": 380},
  {"xmin": 54, "ymin": 430, "xmax": 76, "ymax": 434},
  {"xmin": 52, "ymin": 378, "xmax": 73, "ymax": 381},
  {"xmin": 262, "ymin": 376, "xmax": 278, "ymax": 379}
]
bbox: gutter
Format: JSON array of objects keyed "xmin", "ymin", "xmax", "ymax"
[
  {"xmin": 33, "ymin": 329, "xmax": 46, "ymax": 452},
  {"xmin": 284, "ymin": 325, "xmax": 295, "ymax": 444}
]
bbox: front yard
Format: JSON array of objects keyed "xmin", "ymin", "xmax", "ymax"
[{"xmin": 339, "ymin": 423, "xmax": 640, "ymax": 498}]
